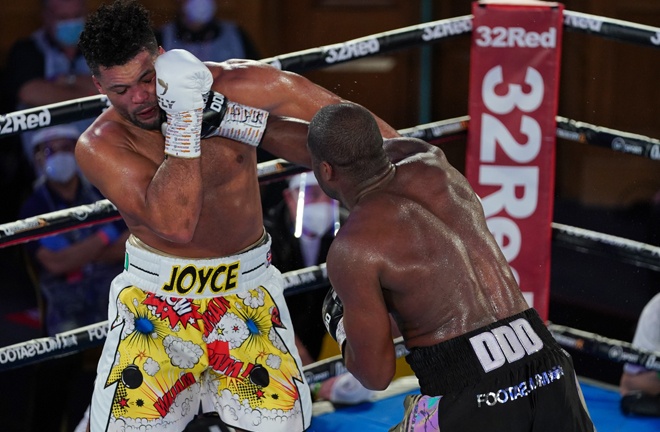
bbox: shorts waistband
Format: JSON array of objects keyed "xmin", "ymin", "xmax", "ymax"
[
  {"xmin": 406, "ymin": 308, "xmax": 559, "ymax": 395},
  {"xmin": 123, "ymin": 233, "xmax": 272, "ymax": 298}
]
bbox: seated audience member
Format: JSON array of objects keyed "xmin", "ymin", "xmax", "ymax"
[
  {"xmin": 157, "ymin": 0, "xmax": 260, "ymax": 62},
  {"xmin": 3, "ymin": 0, "xmax": 97, "ymax": 166},
  {"xmin": 18, "ymin": 125, "xmax": 129, "ymax": 432},
  {"xmin": 265, "ymin": 172, "xmax": 373, "ymax": 405},
  {"xmin": 19, "ymin": 125, "xmax": 129, "ymax": 336}
]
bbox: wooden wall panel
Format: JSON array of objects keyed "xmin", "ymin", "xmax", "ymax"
[
  {"xmin": 556, "ymin": 0, "xmax": 660, "ymax": 206},
  {"xmin": 273, "ymin": 0, "xmax": 422, "ymax": 130},
  {"xmin": 1, "ymin": 1, "xmax": 658, "ymax": 207},
  {"xmin": 431, "ymin": 0, "xmax": 660, "ymax": 207},
  {"xmin": 1, "ymin": 2, "xmax": 43, "ymax": 65}
]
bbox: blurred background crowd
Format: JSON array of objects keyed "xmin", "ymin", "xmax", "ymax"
[{"xmin": 0, "ymin": 1, "xmax": 658, "ymax": 431}]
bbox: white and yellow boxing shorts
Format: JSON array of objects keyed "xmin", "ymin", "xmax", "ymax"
[{"xmin": 89, "ymin": 233, "xmax": 312, "ymax": 432}]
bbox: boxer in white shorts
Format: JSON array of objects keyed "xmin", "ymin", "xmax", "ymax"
[
  {"xmin": 91, "ymin": 233, "xmax": 311, "ymax": 431},
  {"xmin": 76, "ymin": 2, "xmax": 398, "ymax": 430}
]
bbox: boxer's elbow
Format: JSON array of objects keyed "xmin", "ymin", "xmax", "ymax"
[
  {"xmin": 358, "ymin": 367, "xmax": 395, "ymax": 391},
  {"xmin": 346, "ymin": 354, "xmax": 395, "ymax": 391},
  {"xmin": 150, "ymin": 216, "xmax": 197, "ymax": 244},
  {"xmin": 144, "ymin": 201, "xmax": 201, "ymax": 244},
  {"xmin": 157, "ymin": 224, "xmax": 196, "ymax": 244}
]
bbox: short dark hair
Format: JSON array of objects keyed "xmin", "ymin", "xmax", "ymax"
[
  {"xmin": 308, "ymin": 103, "xmax": 387, "ymax": 180},
  {"xmin": 79, "ymin": 0, "xmax": 158, "ymax": 75}
]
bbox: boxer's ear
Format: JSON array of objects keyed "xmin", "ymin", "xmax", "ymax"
[
  {"xmin": 92, "ymin": 76, "xmax": 103, "ymax": 94},
  {"xmin": 319, "ymin": 161, "xmax": 334, "ymax": 183}
]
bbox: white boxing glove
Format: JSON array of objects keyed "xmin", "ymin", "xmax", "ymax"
[
  {"xmin": 156, "ymin": 49, "xmax": 212, "ymax": 113},
  {"xmin": 155, "ymin": 49, "xmax": 213, "ymax": 158}
]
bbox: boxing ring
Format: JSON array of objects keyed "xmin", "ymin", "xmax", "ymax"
[{"xmin": 1, "ymin": 4, "xmax": 660, "ymax": 431}]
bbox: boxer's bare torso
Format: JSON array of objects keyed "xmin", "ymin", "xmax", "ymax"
[
  {"xmin": 80, "ymin": 107, "xmax": 263, "ymax": 257},
  {"xmin": 381, "ymin": 139, "xmax": 528, "ymax": 346},
  {"xmin": 328, "ymin": 138, "xmax": 529, "ymax": 350},
  {"xmin": 77, "ymin": 54, "xmax": 399, "ymax": 257}
]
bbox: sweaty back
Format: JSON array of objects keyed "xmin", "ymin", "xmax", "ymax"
[{"xmin": 360, "ymin": 144, "xmax": 528, "ymax": 348}]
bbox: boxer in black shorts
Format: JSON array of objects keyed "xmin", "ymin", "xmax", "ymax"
[
  {"xmin": 307, "ymin": 103, "xmax": 595, "ymax": 431},
  {"xmin": 396, "ymin": 309, "xmax": 593, "ymax": 431}
]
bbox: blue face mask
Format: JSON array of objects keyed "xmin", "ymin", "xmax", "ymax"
[{"xmin": 54, "ymin": 18, "xmax": 84, "ymax": 47}]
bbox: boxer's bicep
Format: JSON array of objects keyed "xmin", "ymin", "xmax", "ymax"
[
  {"xmin": 215, "ymin": 61, "xmax": 343, "ymax": 121},
  {"xmin": 328, "ymin": 239, "xmax": 396, "ymax": 390},
  {"xmin": 76, "ymin": 131, "xmax": 159, "ymax": 226}
]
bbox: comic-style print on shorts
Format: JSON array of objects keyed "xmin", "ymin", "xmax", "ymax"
[{"xmin": 103, "ymin": 284, "xmax": 304, "ymax": 427}]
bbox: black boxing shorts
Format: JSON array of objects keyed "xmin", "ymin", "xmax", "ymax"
[{"xmin": 390, "ymin": 308, "xmax": 595, "ymax": 432}]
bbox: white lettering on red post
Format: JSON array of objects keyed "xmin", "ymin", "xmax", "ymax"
[{"xmin": 465, "ymin": 3, "xmax": 564, "ymax": 319}]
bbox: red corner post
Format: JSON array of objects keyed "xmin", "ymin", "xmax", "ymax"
[{"xmin": 465, "ymin": 1, "xmax": 564, "ymax": 320}]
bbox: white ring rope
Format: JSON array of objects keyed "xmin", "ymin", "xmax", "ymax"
[
  {"xmin": 552, "ymin": 223, "xmax": 660, "ymax": 273},
  {"xmin": 548, "ymin": 323, "xmax": 660, "ymax": 373},
  {"xmin": 1, "ymin": 114, "xmax": 658, "ymax": 248},
  {"xmin": 0, "ymin": 263, "xmax": 329, "ymax": 372},
  {"xmin": 1, "ymin": 10, "xmax": 658, "ymax": 137},
  {"xmin": 0, "ymin": 9, "xmax": 658, "ymax": 389}
]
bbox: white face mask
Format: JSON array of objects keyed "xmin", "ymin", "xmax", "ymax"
[
  {"xmin": 301, "ymin": 202, "xmax": 335, "ymax": 237},
  {"xmin": 183, "ymin": 0, "xmax": 217, "ymax": 26},
  {"xmin": 44, "ymin": 152, "xmax": 77, "ymax": 183}
]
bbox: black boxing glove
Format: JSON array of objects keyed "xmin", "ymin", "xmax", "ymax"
[
  {"xmin": 322, "ymin": 288, "xmax": 347, "ymax": 354},
  {"xmin": 200, "ymin": 90, "xmax": 227, "ymax": 138},
  {"xmin": 200, "ymin": 90, "xmax": 269, "ymax": 146}
]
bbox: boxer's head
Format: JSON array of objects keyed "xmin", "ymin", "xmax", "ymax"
[
  {"xmin": 307, "ymin": 103, "xmax": 387, "ymax": 203},
  {"xmin": 79, "ymin": 0, "xmax": 162, "ymax": 130},
  {"xmin": 79, "ymin": 0, "xmax": 158, "ymax": 76}
]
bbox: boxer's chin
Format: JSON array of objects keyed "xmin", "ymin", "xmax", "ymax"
[
  {"xmin": 131, "ymin": 106, "xmax": 162, "ymax": 131},
  {"xmin": 133, "ymin": 117, "xmax": 162, "ymax": 131},
  {"xmin": 127, "ymin": 115, "xmax": 160, "ymax": 131}
]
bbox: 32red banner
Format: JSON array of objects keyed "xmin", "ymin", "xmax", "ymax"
[{"xmin": 466, "ymin": 1, "xmax": 564, "ymax": 320}]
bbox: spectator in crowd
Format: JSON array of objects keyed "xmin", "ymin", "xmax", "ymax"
[
  {"xmin": 18, "ymin": 125, "xmax": 129, "ymax": 432},
  {"xmin": 3, "ymin": 0, "xmax": 97, "ymax": 165},
  {"xmin": 620, "ymin": 292, "xmax": 660, "ymax": 417},
  {"xmin": 157, "ymin": 0, "xmax": 261, "ymax": 62},
  {"xmin": 156, "ymin": 0, "xmax": 285, "ymax": 203},
  {"xmin": 265, "ymin": 172, "xmax": 373, "ymax": 405},
  {"xmin": 156, "ymin": 0, "xmax": 285, "ymax": 206},
  {"xmin": 19, "ymin": 125, "xmax": 129, "ymax": 336},
  {"xmin": 265, "ymin": 172, "xmax": 341, "ymax": 362}
]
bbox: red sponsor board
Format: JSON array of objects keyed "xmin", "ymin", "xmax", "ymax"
[{"xmin": 465, "ymin": 1, "xmax": 564, "ymax": 320}]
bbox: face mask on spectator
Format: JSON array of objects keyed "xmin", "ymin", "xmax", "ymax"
[
  {"xmin": 302, "ymin": 202, "xmax": 335, "ymax": 237},
  {"xmin": 183, "ymin": 0, "xmax": 217, "ymax": 26},
  {"xmin": 44, "ymin": 152, "xmax": 77, "ymax": 183},
  {"xmin": 54, "ymin": 18, "xmax": 84, "ymax": 47}
]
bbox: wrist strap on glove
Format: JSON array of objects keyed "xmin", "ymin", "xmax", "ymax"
[
  {"xmin": 164, "ymin": 108, "xmax": 203, "ymax": 158},
  {"xmin": 202, "ymin": 91, "xmax": 269, "ymax": 147}
]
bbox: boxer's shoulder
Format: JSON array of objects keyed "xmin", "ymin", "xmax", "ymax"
[
  {"xmin": 207, "ymin": 59, "xmax": 268, "ymax": 83},
  {"xmin": 78, "ymin": 113, "xmax": 161, "ymax": 161}
]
